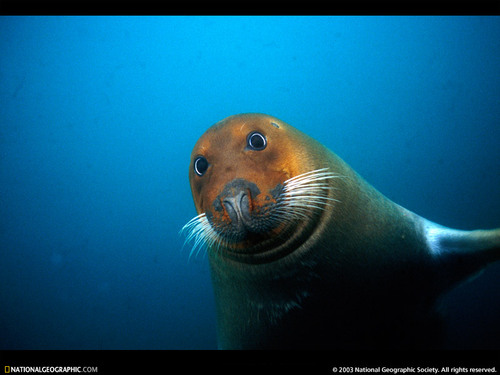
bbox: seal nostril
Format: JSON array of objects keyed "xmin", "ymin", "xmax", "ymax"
[
  {"xmin": 239, "ymin": 193, "xmax": 250, "ymax": 217},
  {"xmin": 223, "ymin": 198, "xmax": 237, "ymax": 223}
]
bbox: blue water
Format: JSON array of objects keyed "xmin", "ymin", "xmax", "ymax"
[{"xmin": 1, "ymin": 16, "xmax": 499, "ymax": 350}]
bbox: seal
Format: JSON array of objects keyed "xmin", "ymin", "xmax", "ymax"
[{"xmin": 182, "ymin": 113, "xmax": 500, "ymax": 349}]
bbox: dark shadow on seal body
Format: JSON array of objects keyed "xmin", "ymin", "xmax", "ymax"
[{"xmin": 235, "ymin": 249, "xmax": 446, "ymax": 349}]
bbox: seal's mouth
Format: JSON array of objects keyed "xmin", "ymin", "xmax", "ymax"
[{"xmin": 181, "ymin": 168, "xmax": 341, "ymax": 260}]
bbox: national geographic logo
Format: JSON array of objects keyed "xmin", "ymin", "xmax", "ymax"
[{"xmin": 4, "ymin": 366, "xmax": 98, "ymax": 373}]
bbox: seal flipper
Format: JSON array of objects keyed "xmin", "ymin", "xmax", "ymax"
[{"xmin": 425, "ymin": 222, "xmax": 500, "ymax": 292}]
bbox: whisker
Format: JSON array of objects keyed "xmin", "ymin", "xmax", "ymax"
[
  {"xmin": 179, "ymin": 213, "xmax": 214, "ymax": 260},
  {"xmin": 278, "ymin": 168, "xmax": 344, "ymax": 220}
]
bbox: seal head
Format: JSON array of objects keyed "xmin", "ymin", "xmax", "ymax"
[{"xmin": 187, "ymin": 113, "xmax": 336, "ymax": 262}]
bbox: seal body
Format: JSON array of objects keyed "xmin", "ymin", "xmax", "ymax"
[{"xmin": 184, "ymin": 113, "xmax": 500, "ymax": 349}]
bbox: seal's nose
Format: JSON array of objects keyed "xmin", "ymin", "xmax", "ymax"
[
  {"xmin": 212, "ymin": 178, "xmax": 260, "ymax": 229},
  {"xmin": 223, "ymin": 191, "xmax": 250, "ymax": 224},
  {"xmin": 207, "ymin": 177, "xmax": 282, "ymax": 241}
]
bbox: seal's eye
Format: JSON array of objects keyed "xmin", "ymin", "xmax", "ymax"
[
  {"xmin": 247, "ymin": 131, "xmax": 267, "ymax": 151},
  {"xmin": 194, "ymin": 156, "xmax": 209, "ymax": 176}
]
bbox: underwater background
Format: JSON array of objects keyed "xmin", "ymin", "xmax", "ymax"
[{"xmin": 1, "ymin": 16, "xmax": 499, "ymax": 350}]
